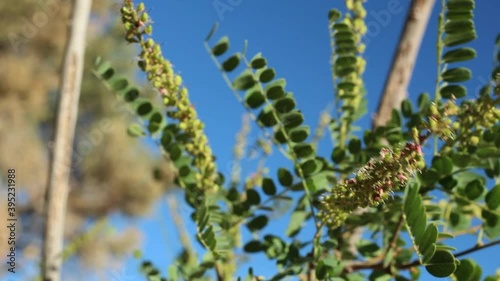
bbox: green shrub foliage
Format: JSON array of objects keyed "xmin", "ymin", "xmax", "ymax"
[{"xmin": 92, "ymin": 0, "xmax": 500, "ymax": 280}]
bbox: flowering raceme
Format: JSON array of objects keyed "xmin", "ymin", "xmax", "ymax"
[
  {"xmin": 317, "ymin": 141, "xmax": 425, "ymax": 229},
  {"xmin": 120, "ymin": 1, "xmax": 219, "ymax": 193}
]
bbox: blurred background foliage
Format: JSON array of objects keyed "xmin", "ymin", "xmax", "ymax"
[{"xmin": 0, "ymin": 0, "xmax": 175, "ymax": 277}]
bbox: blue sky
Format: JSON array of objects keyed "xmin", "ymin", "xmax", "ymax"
[{"xmin": 97, "ymin": 1, "xmax": 500, "ymax": 280}]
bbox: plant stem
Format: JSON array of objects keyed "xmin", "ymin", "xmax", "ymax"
[
  {"xmin": 433, "ymin": 0, "xmax": 446, "ymax": 155},
  {"xmin": 383, "ymin": 214, "xmax": 405, "ymax": 268}
]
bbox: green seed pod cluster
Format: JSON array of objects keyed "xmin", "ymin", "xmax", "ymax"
[
  {"xmin": 317, "ymin": 141, "xmax": 425, "ymax": 229},
  {"xmin": 120, "ymin": 2, "xmax": 219, "ymax": 193},
  {"xmin": 424, "ymin": 101, "xmax": 459, "ymax": 141},
  {"xmin": 454, "ymin": 91, "xmax": 500, "ymax": 149},
  {"xmin": 421, "ymin": 80, "xmax": 500, "ymax": 149},
  {"xmin": 345, "ymin": 0, "xmax": 368, "ymax": 36}
]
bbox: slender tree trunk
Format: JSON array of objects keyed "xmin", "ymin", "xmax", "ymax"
[
  {"xmin": 373, "ymin": 0, "xmax": 436, "ymax": 127},
  {"xmin": 42, "ymin": 0, "xmax": 92, "ymax": 280}
]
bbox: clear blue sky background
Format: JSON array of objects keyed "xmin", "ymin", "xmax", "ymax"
[{"xmin": 92, "ymin": 1, "xmax": 500, "ymax": 280}]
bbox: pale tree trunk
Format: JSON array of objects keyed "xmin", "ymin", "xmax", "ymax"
[
  {"xmin": 42, "ymin": 0, "xmax": 92, "ymax": 280},
  {"xmin": 373, "ymin": 0, "xmax": 436, "ymax": 127}
]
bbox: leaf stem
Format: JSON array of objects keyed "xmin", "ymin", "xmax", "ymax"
[
  {"xmin": 382, "ymin": 214, "xmax": 405, "ymax": 268},
  {"xmin": 433, "ymin": 0, "xmax": 446, "ymax": 155},
  {"xmin": 348, "ymin": 239, "xmax": 500, "ymax": 271}
]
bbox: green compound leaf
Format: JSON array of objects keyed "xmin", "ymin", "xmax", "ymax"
[
  {"xmin": 226, "ymin": 187, "xmax": 239, "ymax": 202},
  {"xmin": 201, "ymin": 225, "xmax": 216, "ymax": 251},
  {"xmin": 111, "ymin": 77, "xmax": 129, "ymax": 91},
  {"xmin": 442, "ymin": 47, "xmax": 476, "ymax": 63},
  {"xmin": 281, "ymin": 110, "xmax": 304, "ymax": 129},
  {"xmin": 465, "ymin": 179, "xmax": 485, "ymax": 200},
  {"xmin": 133, "ymin": 98, "xmax": 154, "ymax": 116},
  {"xmin": 403, "ymin": 182, "xmax": 453, "ymax": 267},
  {"xmin": 356, "ymin": 240, "xmax": 380, "ymax": 258},
  {"xmin": 401, "ymin": 99, "xmax": 413, "ymax": 117},
  {"xmin": 432, "ymin": 156, "xmax": 454, "ymax": 176},
  {"xmin": 140, "ymin": 260, "xmax": 154, "ymax": 274},
  {"xmin": 286, "ymin": 210, "xmax": 308, "ymax": 237},
  {"xmin": 167, "ymin": 144, "xmax": 183, "ymax": 162},
  {"xmin": 127, "ymin": 123, "xmax": 146, "ymax": 137},
  {"xmin": 288, "ymin": 125, "xmax": 310, "ymax": 143},
  {"xmin": 328, "ymin": 9, "xmax": 341, "ymax": 22},
  {"xmin": 244, "ymin": 86, "xmax": 265, "ymax": 109},
  {"xmin": 160, "ymin": 131, "xmax": 173, "ymax": 149},
  {"xmin": 476, "ymin": 146, "xmax": 500, "ymax": 158},
  {"xmin": 449, "ymin": 210, "xmax": 471, "ymax": 231},
  {"xmin": 335, "ymin": 43, "xmax": 357, "ymax": 55},
  {"xmin": 440, "ymin": 176, "xmax": 458, "ymax": 191},
  {"xmin": 443, "ymin": 31, "xmax": 477, "ymax": 47},
  {"xmin": 257, "ymin": 104, "xmax": 279, "ymax": 127},
  {"xmin": 335, "ymin": 65, "xmax": 356, "ymax": 77},
  {"xmin": 167, "ymin": 265, "xmax": 178, "ymax": 281},
  {"xmin": 446, "ymin": 0, "xmax": 474, "ymax": 11},
  {"xmin": 453, "ymin": 259, "xmax": 482, "ymax": 281},
  {"xmin": 94, "ymin": 60, "xmax": 115, "ymax": 80},
  {"xmin": 233, "ymin": 69, "xmax": 257, "ymax": 91},
  {"xmin": 205, "ymin": 22, "xmax": 219, "ymax": 41},
  {"xmin": 273, "ymin": 96, "xmax": 296, "ymax": 114},
  {"xmin": 389, "ymin": 109, "xmax": 402, "ymax": 127},
  {"xmin": 333, "ymin": 22, "xmax": 349, "ymax": 31},
  {"xmin": 250, "ymin": 53, "xmax": 267, "ymax": 69},
  {"xmin": 293, "ymin": 143, "xmax": 315, "ymax": 159},
  {"xmin": 262, "ymin": 177, "xmax": 277, "ymax": 195},
  {"xmin": 212, "ymin": 36, "xmax": 229, "ymax": 56},
  {"xmin": 300, "ymin": 158, "xmax": 323, "ymax": 176},
  {"xmin": 451, "ymin": 152, "xmax": 471, "ymax": 168},
  {"xmin": 485, "ymin": 184, "xmax": 500, "ymax": 210},
  {"xmin": 418, "ymin": 92, "xmax": 431, "ymax": 112},
  {"xmin": 123, "ymin": 87, "xmax": 139, "ymax": 102},
  {"xmin": 274, "ymin": 130, "xmax": 287, "ymax": 144},
  {"xmin": 348, "ymin": 138, "xmax": 362, "ymax": 154},
  {"xmin": 444, "ymin": 20, "xmax": 474, "ymax": 34},
  {"xmin": 221, "ymin": 53, "xmax": 240, "ymax": 72},
  {"xmin": 425, "ymin": 250, "xmax": 458, "ymax": 278},
  {"xmin": 147, "ymin": 111, "xmax": 165, "ymax": 134},
  {"xmin": 245, "ymin": 189, "xmax": 261, "ymax": 206},
  {"xmin": 446, "ymin": 10, "xmax": 473, "ymax": 21},
  {"xmin": 420, "ymin": 224, "xmax": 438, "ymax": 264},
  {"xmin": 441, "ymin": 67, "xmax": 472, "ymax": 83},
  {"xmin": 304, "ymin": 171, "xmax": 330, "ymax": 193},
  {"xmin": 257, "ymin": 67, "xmax": 276, "ymax": 83},
  {"xmin": 338, "ymin": 81, "xmax": 356, "ymax": 92},
  {"xmin": 246, "ymin": 215, "xmax": 269, "ymax": 232},
  {"xmin": 244, "ymin": 240, "xmax": 263, "ymax": 253},
  {"xmin": 440, "ymin": 84, "xmax": 467, "ymax": 99},
  {"xmin": 277, "ymin": 168, "xmax": 293, "ymax": 187},
  {"xmin": 335, "ymin": 31, "xmax": 354, "ymax": 41},
  {"xmin": 335, "ymin": 55, "xmax": 357, "ymax": 67},
  {"xmin": 482, "ymin": 209, "xmax": 500, "ymax": 238},
  {"xmin": 331, "ymin": 147, "xmax": 346, "ymax": 164},
  {"xmin": 265, "ymin": 78, "xmax": 286, "ymax": 100}
]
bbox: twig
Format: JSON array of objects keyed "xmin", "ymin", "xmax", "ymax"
[
  {"xmin": 454, "ymin": 240, "xmax": 500, "ymax": 259},
  {"xmin": 382, "ymin": 214, "xmax": 405, "ymax": 268},
  {"xmin": 166, "ymin": 194, "xmax": 195, "ymax": 258},
  {"xmin": 215, "ymin": 264, "xmax": 224, "ymax": 281},
  {"xmin": 349, "ymin": 239, "xmax": 500, "ymax": 271},
  {"xmin": 42, "ymin": 1, "xmax": 92, "ymax": 280}
]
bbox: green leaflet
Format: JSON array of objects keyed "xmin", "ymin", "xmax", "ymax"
[{"xmin": 403, "ymin": 182, "xmax": 458, "ymax": 277}]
